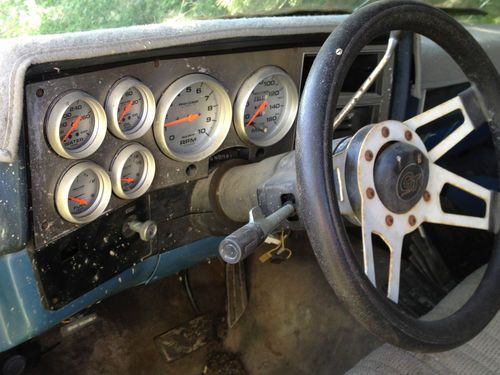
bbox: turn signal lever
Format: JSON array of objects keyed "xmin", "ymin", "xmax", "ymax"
[{"xmin": 219, "ymin": 203, "xmax": 295, "ymax": 264}]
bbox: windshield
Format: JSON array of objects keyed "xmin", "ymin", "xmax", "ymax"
[{"xmin": 1, "ymin": 0, "xmax": 499, "ymax": 38}]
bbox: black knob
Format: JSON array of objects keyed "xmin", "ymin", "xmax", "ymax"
[{"xmin": 219, "ymin": 223, "xmax": 266, "ymax": 264}]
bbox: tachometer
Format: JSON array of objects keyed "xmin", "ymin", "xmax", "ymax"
[
  {"xmin": 46, "ymin": 91, "xmax": 107, "ymax": 159},
  {"xmin": 55, "ymin": 161, "xmax": 112, "ymax": 224},
  {"xmin": 234, "ymin": 66, "xmax": 298, "ymax": 147},
  {"xmin": 110, "ymin": 143, "xmax": 156, "ymax": 199},
  {"xmin": 153, "ymin": 74, "xmax": 232, "ymax": 162},
  {"xmin": 105, "ymin": 77, "xmax": 155, "ymax": 140}
]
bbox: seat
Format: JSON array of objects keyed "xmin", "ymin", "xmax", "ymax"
[{"xmin": 347, "ymin": 266, "xmax": 500, "ymax": 374}]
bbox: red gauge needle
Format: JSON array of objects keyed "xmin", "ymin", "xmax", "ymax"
[
  {"xmin": 68, "ymin": 196, "xmax": 88, "ymax": 205},
  {"xmin": 245, "ymin": 100, "xmax": 268, "ymax": 128},
  {"xmin": 164, "ymin": 113, "xmax": 200, "ymax": 127},
  {"xmin": 118, "ymin": 100, "xmax": 134, "ymax": 123},
  {"xmin": 61, "ymin": 115, "xmax": 82, "ymax": 142},
  {"xmin": 121, "ymin": 177, "xmax": 135, "ymax": 183}
]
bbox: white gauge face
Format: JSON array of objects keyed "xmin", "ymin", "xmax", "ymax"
[
  {"xmin": 164, "ymin": 82, "xmax": 219, "ymax": 155},
  {"xmin": 110, "ymin": 143, "xmax": 156, "ymax": 199},
  {"xmin": 46, "ymin": 91, "xmax": 107, "ymax": 159},
  {"xmin": 117, "ymin": 87, "xmax": 145, "ymax": 133},
  {"xmin": 68, "ymin": 169, "xmax": 100, "ymax": 216},
  {"xmin": 121, "ymin": 151, "xmax": 144, "ymax": 192},
  {"xmin": 106, "ymin": 78, "xmax": 155, "ymax": 140},
  {"xmin": 234, "ymin": 66, "xmax": 298, "ymax": 147},
  {"xmin": 59, "ymin": 100, "xmax": 95, "ymax": 151},
  {"xmin": 154, "ymin": 74, "xmax": 232, "ymax": 162},
  {"xmin": 55, "ymin": 161, "xmax": 112, "ymax": 224}
]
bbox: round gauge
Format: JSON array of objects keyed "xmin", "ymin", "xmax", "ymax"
[
  {"xmin": 105, "ymin": 77, "xmax": 156, "ymax": 140},
  {"xmin": 46, "ymin": 91, "xmax": 107, "ymax": 159},
  {"xmin": 153, "ymin": 74, "xmax": 232, "ymax": 162},
  {"xmin": 55, "ymin": 161, "xmax": 112, "ymax": 224},
  {"xmin": 234, "ymin": 66, "xmax": 299, "ymax": 147},
  {"xmin": 110, "ymin": 143, "xmax": 156, "ymax": 199}
]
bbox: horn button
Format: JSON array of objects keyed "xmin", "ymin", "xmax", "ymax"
[{"xmin": 373, "ymin": 142, "xmax": 429, "ymax": 214}]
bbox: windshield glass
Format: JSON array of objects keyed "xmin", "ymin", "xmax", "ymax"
[{"xmin": 1, "ymin": 0, "xmax": 499, "ymax": 38}]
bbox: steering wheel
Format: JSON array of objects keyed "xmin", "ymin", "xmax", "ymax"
[{"xmin": 296, "ymin": 0, "xmax": 500, "ymax": 352}]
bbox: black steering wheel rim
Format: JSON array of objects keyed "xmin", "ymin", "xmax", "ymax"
[{"xmin": 296, "ymin": 0, "xmax": 500, "ymax": 352}]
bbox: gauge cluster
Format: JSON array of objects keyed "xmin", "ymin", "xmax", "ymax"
[{"xmin": 25, "ymin": 48, "xmax": 303, "ymax": 246}]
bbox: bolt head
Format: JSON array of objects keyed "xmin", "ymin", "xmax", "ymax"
[
  {"xmin": 405, "ymin": 130, "xmax": 413, "ymax": 141},
  {"xmin": 366, "ymin": 188, "xmax": 375, "ymax": 199},
  {"xmin": 365, "ymin": 150, "xmax": 373, "ymax": 161},
  {"xmin": 423, "ymin": 191, "xmax": 431, "ymax": 202},
  {"xmin": 382, "ymin": 127, "xmax": 390, "ymax": 138},
  {"xmin": 409, "ymin": 215, "xmax": 417, "ymax": 226},
  {"xmin": 385, "ymin": 215, "xmax": 394, "ymax": 226}
]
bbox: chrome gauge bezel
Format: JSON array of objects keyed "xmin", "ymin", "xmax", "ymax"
[
  {"xmin": 110, "ymin": 143, "xmax": 156, "ymax": 199},
  {"xmin": 105, "ymin": 77, "xmax": 156, "ymax": 140},
  {"xmin": 46, "ymin": 91, "xmax": 107, "ymax": 159},
  {"xmin": 234, "ymin": 66, "xmax": 299, "ymax": 147},
  {"xmin": 153, "ymin": 73, "xmax": 232, "ymax": 162},
  {"xmin": 55, "ymin": 161, "xmax": 112, "ymax": 224}
]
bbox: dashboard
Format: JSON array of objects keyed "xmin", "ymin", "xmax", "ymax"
[{"xmin": 23, "ymin": 40, "xmax": 392, "ymax": 308}]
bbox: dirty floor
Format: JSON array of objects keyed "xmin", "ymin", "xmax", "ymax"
[{"xmin": 26, "ymin": 233, "xmax": 380, "ymax": 374}]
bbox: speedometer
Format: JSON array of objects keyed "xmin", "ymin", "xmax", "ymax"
[
  {"xmin": 153, "ymin": 74, "xmax": 232, "ymax": 162},
  {"xmin": 234, "ymin": 66, "xmax": 298, "ymax": 147}
]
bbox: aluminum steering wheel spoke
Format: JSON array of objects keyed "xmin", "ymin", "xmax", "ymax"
[
  {"xmin": 404, "ymin": 88, "xmax": 490, "ymax": 162},
  {"xmin": 361, "ymin": 206, "xmax": 405, "ymax": 303},
  {"xmin": 424, "ymin": 163, "xmax": 494, "ymax": 231}
]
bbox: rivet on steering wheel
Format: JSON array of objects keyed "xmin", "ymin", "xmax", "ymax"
[
  {"xmin": 385, "ymin": 215, "xmax": 394, "ymax": 226},
  {"xmin": 364, "ymin": 150, "xmax": 373, "ymax": 161},
  {"xmin": 408, "ymin": 215, "xmax": 417, "ymax": 226}
]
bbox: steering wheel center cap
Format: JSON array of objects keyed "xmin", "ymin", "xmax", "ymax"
[{"xmin": 374, "ymin": 142, "xmax": 429, "ymax": 214}]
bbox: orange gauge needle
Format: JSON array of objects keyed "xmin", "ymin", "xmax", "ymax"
[
  {"xmin": 118, "ymin": 100, "xmax": 134, "ymax": 123},
  {"xmin": 164, "ymin": 113, "xmax": 200, "ymax": 127},
  {"xmin": 121, "ymin": 177, "xmax": 135, "ymax": 183},
  {"xmin": 61, "ymin": 115, "xmax": 82, "ymax": 142},
  {"xmin": 245, "ymin": 100, "xmax": 268, "ymax": 128},
  {"xmin": 68, "ymin": 196, "xmax": 88, "ymax": 205}
]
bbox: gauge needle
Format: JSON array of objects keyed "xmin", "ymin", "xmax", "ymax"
[
  {"xmin": 68, "ymin": 196, "xmax": 88, "ymax": 205},
  {"xmin": 245, "ymin": 100, "xmax": 268, "ymax": 128},
  {"xmin": 61, "ymin": 115, "xmax": 82, "ymax": 142},
  {"xmin": 164, "ymin": 113, "xmax": 200, "ymax": 127},
  {"xmin": 121, "ymin": 177, "xmax": 135, "ymax": 183},
  {"xmin": 118, "ymin": 100, "xmax": 134, "ymax": 123}
]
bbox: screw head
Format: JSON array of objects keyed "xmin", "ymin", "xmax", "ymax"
[
  {"xmin": 36, "ymin": 88, "xmax": 44, "ymax": 97},
  {"xmin": 423, "ymin": 191, "xmax": 431, "ymax": 202},
  {"xmin": 366, "ymin": 188, "xmax": 375, "ymax": 199},
  {"xmin": 385, "ymin": 215, "xmax": 394, "ymax": 226},
  {"xmin": 382, "ymin": 127, "xmax": 390, "ymax": 138},
  {"xmin": 365, "ymin": 150, "xmax": 373, "ymax": 161},
  {"xmin": 408, "ymin": 215, "xmax": 417, "ymax": 226},
  {"xmin": 405, "ymin": 130, "xmax": 413, "ymax": 141},
  {"xmin": 336, "ymin": 48, "xmax": 343, "ymax": 55}
]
